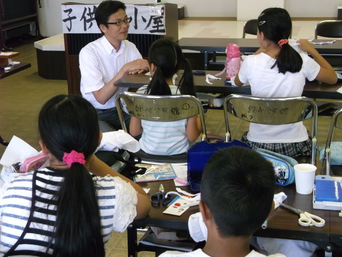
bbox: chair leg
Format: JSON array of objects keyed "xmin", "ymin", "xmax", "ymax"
[{"xmin": 0, "ymin": 135, "xmax": 9, "ymax": 146}]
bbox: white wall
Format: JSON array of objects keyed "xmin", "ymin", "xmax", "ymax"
[
  {"xmin": 37, "ymin": 0, "xmax": 342, "ymax": 37},
  {"xmin": 286, "ymin": 0, "xmax": 340, "ymax": 17}
]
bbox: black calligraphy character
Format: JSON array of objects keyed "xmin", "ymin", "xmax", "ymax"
[
  {"xmin": 80, "ymin": 6, "xmax": 97, "ymax": 32},
  {"xmin": 62, "ymin": 8, "xmax": 77, "ymax": 32},
  {"xmin": 144, "ymin": 15, "xmax": 166, "ymax": 33},
  {"xmin": 133, "ymin": 7, "xmax": 138, "ymax": 30}
]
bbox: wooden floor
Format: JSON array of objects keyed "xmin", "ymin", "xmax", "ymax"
[{"xmin": 1, "ymin": 19, "xmax": 342, "ymax": 256}]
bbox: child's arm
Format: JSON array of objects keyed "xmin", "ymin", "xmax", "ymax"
[
  {"xmin": 186, "ymin": 115, "xmax": 202, "ymax": 142},
  {"xmin": 234, "ymin": 73, "xmax": 244, "ymax": 87},
  {"xmin": 297, "ymin": 39, "xmax": 337, "ymax": 84},
  {"xmin": 129, "ymin": 116, "xmax": 143, "ymax": 137},
  {"xmin": 86, "ymin": 154, "xmax": 151, "ymax": 219}
]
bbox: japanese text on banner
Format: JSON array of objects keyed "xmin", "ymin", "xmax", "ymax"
[{"xmin": 61, "ymin": 4, "xmax": 166, "ymax": 35}]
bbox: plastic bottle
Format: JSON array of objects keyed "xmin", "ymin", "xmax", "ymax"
[{"xmin": 225, "ymin": 43, "xmax": 241, "ymax": 80}]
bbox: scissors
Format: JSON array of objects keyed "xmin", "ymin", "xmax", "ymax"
[
  {"xmin": 150, "ymin": 184, "xmax": 173, "ymax": 206},
  {"xmin": 280, "ymin": 203, "xmax": 325, "ymax": 227}
]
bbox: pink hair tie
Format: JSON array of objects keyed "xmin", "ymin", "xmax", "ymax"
[
  {"xmin": 62, "ymin": 150, "xmax": 86, "ymax": 167},
  {"xmin": 278, "ymin": 39, "xmax": 289, "ymax": 48}
]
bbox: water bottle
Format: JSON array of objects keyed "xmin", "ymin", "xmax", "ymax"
[{"xmin": 225, "ymin": 43, "xmax": 241, "ymax": 80}]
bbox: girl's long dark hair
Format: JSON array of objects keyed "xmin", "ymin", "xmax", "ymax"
[
  {"xmin": 257, "ymin": 8, "xmax": 302, "ymax": 74},
  {"xmin": 145, "ymin": 38, "xmax": 196, "ymax": 96},
  {"xmin": 38, "ymin": 95, "xmax": 105, "ymax": 257}
]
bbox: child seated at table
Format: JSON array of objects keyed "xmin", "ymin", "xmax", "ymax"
[
  {"xmin": 0, "ymin": 95, "xmax": 150, "ymax": 256},
  {"xmin": 234, "ymin": 7, "xmax": 337, "ymax": 158},
  {"xmin": 159, "ymin": 146, "xmax": 285, "ymax": 257},
  {"xmin": 129, "ymin": 38, "xmax": 202, "ymax": 155}
]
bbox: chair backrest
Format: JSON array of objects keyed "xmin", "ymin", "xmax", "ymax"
[
  {"xmin": 315, "ymin": 20, "xmax": 342, "ymax": 39},
  {"xmin": 242, "ymin": 19, "xmax": 292, "ymax": 39},
  {"xmin": 324, "ymin": 108, "xmax": 342, "ymax": 175},
  {"xmin": 116, "ymin": 92, "xmax": 207, "ymax": 141},
  {"xmin": 223, "ymin": 94, "xmax": 318, "ymax": 164},
  {"xmin": 242, "ymin": 19, "xmax": 258, "ymax": 38}
]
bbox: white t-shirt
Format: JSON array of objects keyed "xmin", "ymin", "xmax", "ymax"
[
  {"xmin": 135, "ymin": 85, "xmax": 189, "ymax": 155},
  {"xmin": 159, "ymin": 249, "xmax": 285, "ymax": 257},
  {"xmin": 0, "ymin": 168, "xmax": 137, "ymax": 255},
  {"xmin": 79, "ymin": 36, "xmax": 142, "ymax": 109},
  {"xmin": 238, "ymin": 52, "xmax": 320, "ymax": 143}
]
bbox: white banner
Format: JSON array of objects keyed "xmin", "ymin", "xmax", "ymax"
[{"xmin": 61, "ymin": 4, "xmax": 166, "ymax": 35}]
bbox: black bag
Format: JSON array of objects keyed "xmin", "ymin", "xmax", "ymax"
[{"xmin": 95, "ymin": 150, "xmax": 144, "ymax": 179}]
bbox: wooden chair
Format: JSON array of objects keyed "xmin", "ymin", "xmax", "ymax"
[
  {"xmin": 116, "ymin": 92, "xmax": 207, "ymax": 164},
  {"xmin": 322, "ymin": 108, "xmax": 342, "ymax": 176},
  {"xmin": 315, "ymin": 20, "xmax": 342, "ymax": 39},
  {"xmin": 223, "ymin": 94, "xmax": 318, "ymax": 165}
]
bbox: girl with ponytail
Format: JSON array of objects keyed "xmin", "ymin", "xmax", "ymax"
[
  {"xmin": 0, "ymin": 95, "xmax": 150, "ymax": 256},
  {"xmin": 234, "ymin": 7, "xmax": 337, "ymax": 158},
  {"xmin": 129, "ymin": 38, "xmax": 201, "ymax": 155}
]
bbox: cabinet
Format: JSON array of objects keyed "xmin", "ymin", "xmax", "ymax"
[{"xmin": 0, "ymin": 0, "xmax": 39, "ymax": 50}]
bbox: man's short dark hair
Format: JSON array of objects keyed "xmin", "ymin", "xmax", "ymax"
[
  {"xmin": 95, "ymin": 0, "xmax": 126, "ymax": 27},
  {"xmin": 201, "ymin": 146, "xmax": 276, "ymax": 237}
]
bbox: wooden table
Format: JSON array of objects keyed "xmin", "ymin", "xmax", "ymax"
[
  {"xmin": 0, "ymin": 62, "xmax": 31, "ymax": 79},
  {"xmin": 127, "ymin": 180, "xmax": 336, "ymax": 257},
  {"xmin": 114, "ymin": 71, "xmax": 342, "ymax": 100},
  {"xmin": 178, "ymin": 38, "xmax": 342, "ymax": 70}
]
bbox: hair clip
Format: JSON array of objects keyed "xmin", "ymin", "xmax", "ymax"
[{"xmin": 258, "ymin": 20, "xmax": 266, "ymax": 26}]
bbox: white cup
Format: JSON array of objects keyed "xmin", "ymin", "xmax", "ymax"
[{"xmin": 294, "ymin": 164, "xmax": 317, "ymax": 195}]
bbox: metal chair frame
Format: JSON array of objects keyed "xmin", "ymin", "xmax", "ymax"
[
  {"xmin": 323, "ymin": 108, "xmax": 342, "ymax": 175},
  {"xmin": 116, "ymin": 92, "xmax": 207, "ymax": 164},
  {"xmin": 223, "ymin": 94, "xmax": 318, "ymax": 165}
]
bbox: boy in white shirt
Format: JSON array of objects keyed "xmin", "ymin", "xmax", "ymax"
[{"xmin": 159, "ymin": 146, "xmax": 285, "ymax": 257}]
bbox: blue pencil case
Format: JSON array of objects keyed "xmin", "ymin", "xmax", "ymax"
[{"xmin": 313, "ymin": 175, "xmax": 342, "ymax": 210}]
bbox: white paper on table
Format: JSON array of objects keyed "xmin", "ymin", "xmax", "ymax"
[
  {"xmin": 96, "ymin": 130, "xmax": 140, "ymax": 153},
  {"xmin": 171, "ymin": 164, "xmax": 188, "ymax": 186},
  {"xmin": 0, "ymin": 136, "xmax": 38, "ymax": 167}
]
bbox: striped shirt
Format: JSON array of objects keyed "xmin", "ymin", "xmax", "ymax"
[
  {"xmin": 139, "ymin": 119, "xmax": 188, "ymax": 155},
  {"xmin": 136, "ymin": 84, "xmax": 189, "ymax": 155},
  {"xmin": 0, "ymin": 168, "xmax": 137, "ymax": 256}
]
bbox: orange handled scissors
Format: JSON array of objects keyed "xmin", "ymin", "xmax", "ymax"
[{"xmin": 280, "ymin": 203, "xmax": 325, "ymax": 227}]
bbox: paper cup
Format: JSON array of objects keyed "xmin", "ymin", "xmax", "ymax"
[{"xmin": 294, "ymin": 164, "xmax": 317, "ymax": 195}]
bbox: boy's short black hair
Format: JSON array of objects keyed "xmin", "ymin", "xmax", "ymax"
[
  {"xmin": 95, "ymin": 0, "xmax": 126, "ymax": 27},
  {"xmin": 201, "ymin": 146, "xmax": 275, "ymax": 237}
]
